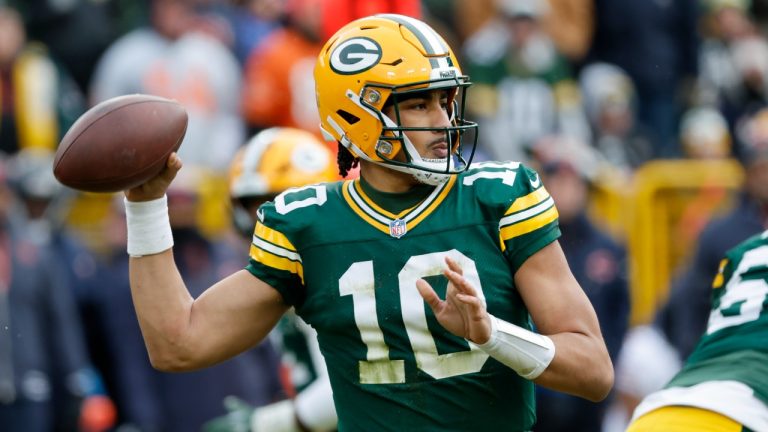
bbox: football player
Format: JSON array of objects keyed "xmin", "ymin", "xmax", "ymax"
[
  {"xmin": 123, "ymin": 14, "xmax": 613, "ymax": 431},
  {"xmin": 205, "ymin": 127, "xmax": 338, "ymax": 432},
  {"xmin": 626, "ymin": 229, "xmax": 768, "ymax": 432}
]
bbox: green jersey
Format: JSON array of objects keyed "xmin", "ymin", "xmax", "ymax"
[
  {"xmin": 667, "ymin": 229, "xmax": 768, "ymax": 406},
  {"xmin": 246, "ymin": 162, "xmax": 560, "ymax": 431},
  {"xmin": 633, "ymin": 230, "xmax": 768, "ymax": 430}
]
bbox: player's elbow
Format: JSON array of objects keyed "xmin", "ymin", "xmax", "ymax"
[
  {"xmin": 147, "ymin": 355, "xmax": 178, "ymax": 372},
  {"xmin": 144, "ymin": 338, "xmax": 201, "ymax": 372},
  {"xmin": 583, "ymin": 359, "xmax": 614, "ymax": 402},
  {"xmin": 147, "ymin": 350, "xmax": 198, "ymax": 372}
]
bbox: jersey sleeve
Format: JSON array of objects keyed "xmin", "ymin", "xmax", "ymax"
[
  {"xmin": 245, "ymin": 199, "xmax": 306, "ymax": 307},
  {"xmin": 463, "ymin": 162, "xmax": 560, "ymax": 272},
  {"xmin": 497, "ymin": 164, "xmax": 560, "ymax": 272}
]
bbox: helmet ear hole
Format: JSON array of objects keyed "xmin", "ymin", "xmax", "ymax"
[{"xmin": 336, "ymin": 110, "xmax": 360, "ymax": 125}]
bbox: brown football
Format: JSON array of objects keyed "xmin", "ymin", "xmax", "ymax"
[{"xmin": 53, "ymin": 94, "xmax": 188, "ymax": 193}]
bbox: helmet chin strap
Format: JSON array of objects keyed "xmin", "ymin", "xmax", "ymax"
[
  {"xmin": 408, "ymin": 160, "xmax": 453, "ymax": 186},
  {"xmin": 350, "ymin": 151, "xmax": 452, "ymax": 186},
  {"xmin": 380, "ymin": 115, "xmax": 454, "ymax": 186}
]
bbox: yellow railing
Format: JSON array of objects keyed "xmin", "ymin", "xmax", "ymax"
[{"xmin": 624, "ymin": 159, "xmax": 744, "ymax": 324}]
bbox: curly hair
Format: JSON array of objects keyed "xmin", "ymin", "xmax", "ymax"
[{"xmin": 337, "ymin": 143, "xmax": 359, "ymax": 178}]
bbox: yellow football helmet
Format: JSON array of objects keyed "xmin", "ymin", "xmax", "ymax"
[
  {"xmin": 229, "ymin": 127, "xmax": 338, "ymax": 234},
  {"xmin": 314, "ymin": 14, "xmax": 478, "ymax": 185}
]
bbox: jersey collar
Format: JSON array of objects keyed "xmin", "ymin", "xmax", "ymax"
[{"xmin": 341, "ymin": 175, "xmax": 457, "ymax": 237}]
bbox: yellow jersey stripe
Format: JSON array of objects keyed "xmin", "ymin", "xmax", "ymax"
[
  {"xmin": 352, "ymin": 181, "xmax": 417, "ymax": 219},
  {"xmin": 249, "ymin": 243, "xmax": 304, "ymax": 283},
  {"xmin": 406, "ymin": 175, "xmax": 456, "ymax": 229},
  {"xmin": 252, "ymin": 235, "xmax": 301, "ymax": 262},
  {"xmin": 255, "ymin": 222, "xmax": 297, "ymax": 252},
  {"xmin": 500, "ymin": 206, "xmax": 559, "ymax": 241},
  {"xmin": 505, "ymin": 187, "xmax": 551, "ymax": 216},
  {"xmin": 341, "ymin": 181, "xmax": 390, "ymax": 234},
  {"xmin": 500, "ymin": 197, "xmax": 555, "ymax": 228}
]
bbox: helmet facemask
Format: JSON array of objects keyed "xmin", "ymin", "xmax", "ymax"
[{"xmin": 343, "ymin": 77, "xmax": 479, "ymax": 185}]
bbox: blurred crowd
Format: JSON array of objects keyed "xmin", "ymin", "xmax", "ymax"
[{"xmin": 0, "ymin": 0, "xmax": 766, "ymax": 431}]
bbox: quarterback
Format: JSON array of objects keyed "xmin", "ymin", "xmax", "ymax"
[{"xmin": 123, "ymin": 14, "xmax": 613, "ymax": 431}]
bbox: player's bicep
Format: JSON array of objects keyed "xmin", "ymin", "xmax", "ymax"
[
  {"xmin": 514, "ymin": 241, "xmax": 601, "ymax": 337},
  {"xmin": 190, "ymin": 269, "xmax": 289, "ymax": 367}
]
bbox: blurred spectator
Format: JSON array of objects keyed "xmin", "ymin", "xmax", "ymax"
[
  {"xmin": 0, "ymin": 6, "xmax": 85, "ymax": 156},
  {"xmin": 3, "ymin": 148, "xmax": 117, "ymax": 432},
  {"xmin": 89, "ymin": 0, "xmax": 244, "ymax": 174},
  {"xmin": 3, "ymin": 149, "xmax": 98, "ymax": 345},
  {"xmin": 7, "ymin": 0, "xmax": 117, "ymax": 93},
  {"xmin": 679, "ymin": 106, "xmax": 732, "ymax": 160},
  {"xmin": 541, "ymin": 0, "xmax": 594, "ymax": 64},
  {"xmin": 241, "ymin": 0, "xmax": 325, "ymax": 137},
  {"xmin": 528, "ymin": 135, "xmax": 630, "ymax": 432},
  {"xmin": 4, "ymin": 149, "xmax": 77, "ymax": 247},
  {"xmin": 452, "ymin": 0, "xmax": 593, "ymax": 64},
  {"xmin": 656, "ymin": 106, "xmax": 768, "ymax": 360},
  {"xmin": 697, "ymin": 0, "xmax": 758, "ymax": 118},
  {"xmin": 673, "ymin": 107, "xmax": 735, "ymax": 247},
  {"xmin": 579, "ymin": 62, "xmax": 653, "ymax": 173},
  {"xmin": 463, "ymin": 0, "xmax": 589, "ymax": 162},
  {"xmin": 221, "ymin": 0, "xmax": 283, "ymax": 65},
  {"xmin": 451, "ymin": 0, "xmax": 496, "ymax": 43},
  {"xmin": 0, "ymin": 156, "xmax": 104, "ymax": 432},
  {"xmin": 722, "ymin": 36, "xmax": 768, "ymax": 126},
  {"xmin": 82, "ymin": 167, "xmax": 285, "ymax": 432},
  {"xmin": 602, "ymin": 325, "xmax": 682, "ymax": 432},
  {"xmin": 588, "ymin": 0, "xmax": 699, "ymax": 158}
]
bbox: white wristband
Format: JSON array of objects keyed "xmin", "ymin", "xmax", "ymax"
[
  {"xmin": 473, "ymin": 314, "xmax": 556, "ymax": 380},
  {"xmin": 124, "ymin": 195, "xmax": 174, "ymax": 257}
]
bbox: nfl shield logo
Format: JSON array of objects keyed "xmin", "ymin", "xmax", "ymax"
[{"xmin": 389, "ymin": 219, "xmax": 407, "ymax": 238}]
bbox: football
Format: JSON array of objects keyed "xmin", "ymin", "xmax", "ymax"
[{"xmin": 53, "ymin": 94, "xmax": 188, "ymax": 193}]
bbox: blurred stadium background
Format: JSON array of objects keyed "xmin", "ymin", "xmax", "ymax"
[{"xmin": 1, "ymin": 0, "xmax": 767, "ymax": 431}]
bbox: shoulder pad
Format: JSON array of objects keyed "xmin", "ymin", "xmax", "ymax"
[
  {"xmin": 257, "ymin": 182, "xmax": 344, "ymax": 245},
  {"xmin": 460, "ymin": 161, "xmax": 546, "ymax": 212}
]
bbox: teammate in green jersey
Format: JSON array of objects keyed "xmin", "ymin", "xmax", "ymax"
[
  {"xmin": 121, "ymin": 14, "xmax": 613, "ymax": 431},
  {"xmin": 626, "ymin": 229, "xmax": 768, "ymax": 432},
  {"xmin": 205, "ymin": 127, "xmax": 340, "ymax": 432}
]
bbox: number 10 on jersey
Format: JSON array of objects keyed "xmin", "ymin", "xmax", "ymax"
[{"xmin": 339, "ymin": 249, "xmax": 491, "ymax": 384}]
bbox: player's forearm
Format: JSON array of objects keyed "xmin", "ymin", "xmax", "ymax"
[
  {"xmin": 534, "ymin": 331, "xmax": 614, "ymax": 402},
  {"xmin": 129, "ymin": 250, "xmax": 199, "ymax": 371},
  {"xmin": 124, "ymin": 194, "xmax": 206, "ymax": 371}
]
